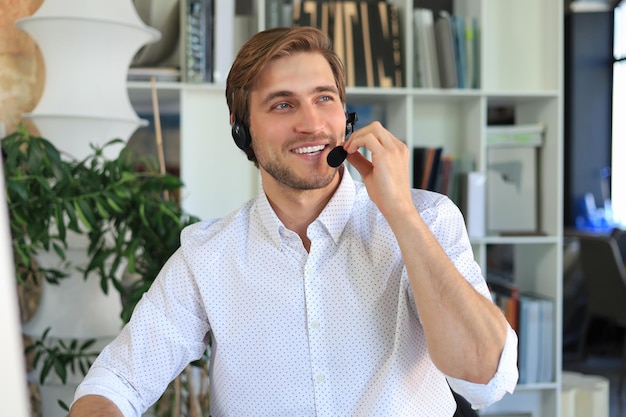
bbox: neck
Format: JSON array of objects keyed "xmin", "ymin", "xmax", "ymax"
[{"xmin": 262, "ymin": 169, "xmax": 342, "ymax": 249}]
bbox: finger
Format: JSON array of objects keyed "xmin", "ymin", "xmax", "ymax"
[
  {"xmin": 345, "ymin": 149, "xmax": 371, "ymax": 176},
  {"xmin": 344, "ymin": 122, "xmax": 399, "ymax": 157},
  {"xmin": 344, "ymin": 128, "xmax": 385, "ymax": 158}
]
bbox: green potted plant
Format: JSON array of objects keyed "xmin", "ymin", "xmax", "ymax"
[{"xmin": 2, "ymin": 125, "xmax": 205, "ymax": 415}]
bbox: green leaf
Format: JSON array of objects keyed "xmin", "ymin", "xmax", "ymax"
[
  {"xmin": 53, "ymin": 356, "xmax": 67, "ymax": 384},
  {"xmin": 40, "ymin": 359, "xmax": 53, "ymax": 385},
  {"xmin": 58, "ymin": 400, "xmax": 70, "ymax": 412},
  {"xmin": 80, "ymin": 339, "xmax": 96, "ymax": 351},
  {"xmin": 79, "ymin": 361, "xmax": 88, "ymax": 377},
  {"xmin": 63, "ymin": 200, "xmax": 79, "ymax": 232},
  {"xmin": 52, "ymin": 242, "xmax": 65, "ymax": 261},
  {"xmin": 95, "ymin": 199, "xmax": 110, "ymax": 218},
  {"xmin": 74, "ymin": 199, "xmax": 95, "ymax": 232},
  {"xmin": 105, "ymin": 195, "xmax": 123, "ymax": 213}
]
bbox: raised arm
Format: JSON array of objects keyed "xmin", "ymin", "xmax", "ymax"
[{"xmin": 344, "ymin": 122, "xmax": 510, "ymax": 383}]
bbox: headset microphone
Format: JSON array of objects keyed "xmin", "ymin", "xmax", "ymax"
[
  {"xmin": 327, "ymin": 146, "xmax": 347, "ymax": 168},
  {"xmin": 327, "ymin": 111, "xmax": 358, "ymax": 168}
]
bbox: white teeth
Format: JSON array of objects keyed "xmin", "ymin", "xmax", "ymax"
[{"xmin": 293, "ymin": 145, "xmax": 326, "ymax": 154}]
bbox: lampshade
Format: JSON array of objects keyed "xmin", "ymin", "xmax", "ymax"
[{"xmin": 16, "ymin": 0, "xmax": 161, "ymax": 160}]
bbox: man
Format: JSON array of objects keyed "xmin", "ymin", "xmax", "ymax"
[{"xmin": 70, "ymin": 26, "xmax": 517, "ymax": 417}]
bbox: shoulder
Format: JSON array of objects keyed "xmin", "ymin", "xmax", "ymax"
[
  {"xmin": 410, "ymin": 188, "xmax": 462, "ymax": 224},
  {"xmin": 350, "ymin": 183, "xmax": 465, "ymax": 242},
  {"xmin": 410, "ymin": 187, "xmax": 453, "ymax": 210},
  {"xmin": 353, "ymin": 181, "xmax": 459, "ymax": 222},
  {"xmin": 180, "ymin": 199, "xmax": 255, "ymax": 249}
]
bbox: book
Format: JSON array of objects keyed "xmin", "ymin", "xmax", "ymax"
[
  {"xmin": 292, "ymin": 1, "xmax": 317, "ymax": 27},
  {"xmin": 182, "ymin": 0, "xmax": 214, "ymax": 83},
  {"xmin": 518, "ymin": 294, "xmax": 541, "ymax": 384},
  {"xmin": 413, "ymin": 9, "xmax": 479, "ymax": 90},
  {"xmin": 437, "ymin": 154, "xmax": 456, "ymax": 197},
  {"xmin": 412, "ymin": 146, "xmax": 447, "ymax": 192},
  {"xmin": 368, "ymin": 2, "xmax": 396, "ymax": 87},
  {"xmin": 213, "ymin": 0, "xmax": 233, "ymax": 84},
  {"xmin": 537, "ymin": 296, "xmax": 555, "ymax": 383},
  {"xmin": 342, "ymin": 1, "xmax": 366, "ymax": 87},
  {"xmin": 487, "ymin": 277, "xmax": 520, "ymax": 332},
  {"xmin": 358, "ymin": 2, "xmax": 376, "ymax": 87},
  {"xmin": 413, "ymin": 147, "xmax": 427, "ymax": 188},
  {"xmin": 434, "ymin": 11, "xmax": 457, "ymax": 88},
  {"xmin": 517, "ymin": 293, "xmax": 555, "ymax": 384},
  {"xmin": 412, "ymin": 10, "xmax": 426, "ymax": 88},
  {"xmin": 464, "ymin": 16, "xmax": 479, "ymax": 88},
  {"xmin": 282, "ymin": 2, "xmax": 294, "ymax": 27},
  {"xmin": 293, "ymin": 1, "xmax": 404, "ymax": 88},
  {"xmin": 413, "ymin": 8, "xmax": 440, "ymax": 88},
  {"xmin": 452, "ymin": 15, "xmax": 466, "ymax": 89},
  {"xmin": 420, "ymin": 147, "xmax": 436, "ymax": 189},
  {"xmin": 388, "ymin": 3, "xmax": 404, "ymax": 87},
  {"xmin": 265, "ymin": 0, "xmax": 284, "ymax": 29},
  {"xmin": 425, "ymin": 147, "xmax": 443, "ymax": 190}
]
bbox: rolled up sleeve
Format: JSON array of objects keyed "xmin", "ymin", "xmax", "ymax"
[{"xmin": 447, "ymin": 325, "xmax": 519, "ymax": 409}]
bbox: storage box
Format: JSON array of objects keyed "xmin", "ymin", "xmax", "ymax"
[
  {"xmin": 486, "ymin": 125, "xmax": 544, "ymax": 234},
  {"xmin": 457, "ymin": 172, "xmax": 486, "ymax": 239},
  {"xmin": 561, "ymin": 371, "xmax": 609, "ymax": 417}
]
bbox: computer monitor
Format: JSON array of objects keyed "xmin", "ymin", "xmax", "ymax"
[{"xmin": 0, "ymin": 159, "xmax": 30, "ymax": 416}]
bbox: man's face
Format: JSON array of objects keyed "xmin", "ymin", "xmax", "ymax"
[{"xmin": 248, "ymin": 52, "xmax": 346, "ymax": 190}]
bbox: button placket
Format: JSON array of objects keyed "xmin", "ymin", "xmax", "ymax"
[{"xmin": 302, "ymin": 247, "xmax": 332, "ymax": 406}]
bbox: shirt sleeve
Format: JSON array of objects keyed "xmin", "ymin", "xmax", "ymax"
[
  {"xmin": 72, "ymin": 367, "xmax": 144, "ymax": 417},
  {"xmin": 72, "ymin": 248, "xmax": 211, "ymax": 415},
  {"xmin": 447, "ymin": 325, "xmax": 519, "ymax": 409}
]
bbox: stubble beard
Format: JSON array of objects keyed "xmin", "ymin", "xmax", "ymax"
[
  {"xmin": 256, "ymin": 134, "xmax": 340, "ymax": 191},
  {"xmin": 262, "ymin": 160, "xmax": 337, "ymax": 190}
]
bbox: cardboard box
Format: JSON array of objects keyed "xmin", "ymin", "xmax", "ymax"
[{"xmin": 486, "ymin": 125, "xmax": 544, "ymax": 234}]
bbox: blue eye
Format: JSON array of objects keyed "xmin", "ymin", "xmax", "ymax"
[{"xmin": 275, "ymin": 103, "xmax": 290, "ymax": 110}]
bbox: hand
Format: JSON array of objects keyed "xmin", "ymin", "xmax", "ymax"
[{"xmin": 343, "ymin": 122, "xmax": 414, "ymax": 220}]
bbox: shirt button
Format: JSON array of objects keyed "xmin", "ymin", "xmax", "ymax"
[
  {"xmin": 316, "ymin": 374, "xmax": 325, "ymax": 382},
  {"xmin": 311, "ymin": 321, "xmax": 320, "ymax": 329}
]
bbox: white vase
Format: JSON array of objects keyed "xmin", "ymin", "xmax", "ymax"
[{"xmin": 22, "ymin": 230, "xmax": 125, "ymax": 340}]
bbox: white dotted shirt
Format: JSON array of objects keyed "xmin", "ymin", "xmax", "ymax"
[{"xmin": 74, "ymin": 170, "xmax": 518, "ymax": 417}]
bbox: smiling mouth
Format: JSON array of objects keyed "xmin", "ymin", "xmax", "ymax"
[{"xmin": 292, "ymin": 145, "xmax": 327, "ymax": 155}]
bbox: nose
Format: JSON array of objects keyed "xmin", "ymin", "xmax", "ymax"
[{"xmin": 293, "ymin": 103, "xmax": 325, "ymax": 134}]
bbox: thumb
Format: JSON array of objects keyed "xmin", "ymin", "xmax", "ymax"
[{"xmin": 345, "ymin": 150, "xmax": 372, "ymax": 178}]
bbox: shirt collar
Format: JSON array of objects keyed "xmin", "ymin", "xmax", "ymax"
[{"xmin": 254, "ymin": 168, "xmax": 356, "ymax": 247}]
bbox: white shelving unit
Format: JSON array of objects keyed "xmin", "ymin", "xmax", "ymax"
[{"xmin": 128, "ymin": 1, "xmax": 563, "ymax": 415}]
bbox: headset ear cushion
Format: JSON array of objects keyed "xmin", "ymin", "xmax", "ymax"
[
  {"xmin": 231, "ymin": 117, "xmax": 251, "ymax": 150},
  {"xmin": 345, "ymin": 111, "xmax": 358, "ymax": 138}
]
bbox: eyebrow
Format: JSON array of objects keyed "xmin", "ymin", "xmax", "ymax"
[{"xmin": 260, "ymin": 85, "xmax": 339, "ymax": 106}]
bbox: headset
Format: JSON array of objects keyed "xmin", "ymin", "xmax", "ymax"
[{"xmin": 231, "ymin": 111, "xmax": 358, "ymax": 151}]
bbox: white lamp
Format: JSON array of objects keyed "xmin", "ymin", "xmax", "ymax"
[{"xmin": 16, "ymin": 0, "xmax": 160, "ymax": 160}]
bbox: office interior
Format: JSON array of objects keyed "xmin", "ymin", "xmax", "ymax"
[{"xmin": 1, "ymin": 0, "xmax": 625, "ymax": 416}]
